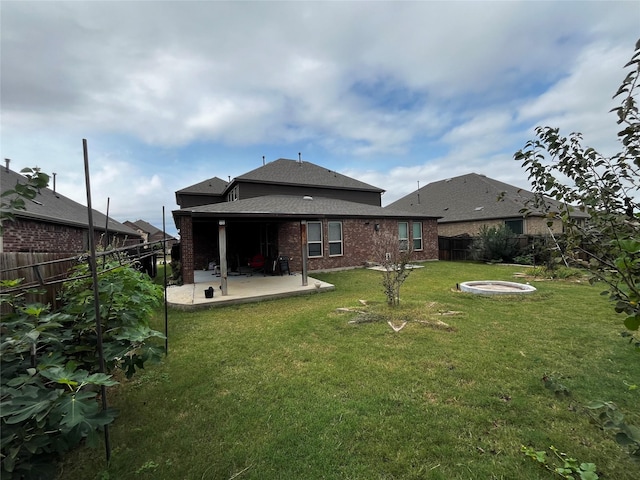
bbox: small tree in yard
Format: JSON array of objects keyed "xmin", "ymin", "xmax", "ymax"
[
  {"xmin": 515, "ymin": 39, "xmax": 640, "ymax": 337},
  {"xmin": 373, "ymin": 229, "xmax": 414, "ymax": 306},
  {"xmin": 470, "ymin": 224, "xmax": 519, "ymax": 263}
]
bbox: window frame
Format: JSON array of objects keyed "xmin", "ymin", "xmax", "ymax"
[
  {"xmin": 412, "ymin": 222, "xmax": 423, "ymax": 251},
  {"xmin": 398, "ymin": 221, "xmax": 409, "ymax": 251},
  {"xmin": 307, "ymin": 221, "xmax": 323, "ymax": 258},
  {"xmin": 328, "ymin": 221, "xmax": 343, "ymax": 257},
  {"xmin": 504, "ymin": 218, "xmax": 524, "ymax": 235}
]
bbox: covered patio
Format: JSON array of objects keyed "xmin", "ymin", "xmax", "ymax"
[{"xmin": 166, "ymin": 270, "xmax": 335, "ymax": 309}]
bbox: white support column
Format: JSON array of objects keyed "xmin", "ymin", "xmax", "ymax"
[{"xmin": 218, "ymin": 220, "xmax": 228, "ymax": 295}]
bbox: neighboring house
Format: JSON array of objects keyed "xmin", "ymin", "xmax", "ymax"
[
  {"xmin": 1, "ymin": 166, "xmax": 142, "ymax": 253},
  {"xmin": 123, "ymin": 219, "xmax": 177, "ymax": 248},
  {"xmin": 387, "ymin": 173, "xmax": 589, "ymax": 238},
  {"xmin": 173, "ymin": 158, "xmax": 440, "ymax": 284}
]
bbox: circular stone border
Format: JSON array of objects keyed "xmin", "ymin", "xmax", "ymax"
[{"xmin": 459, "ymin": 280, "xmax": 536, "ymax": 295}]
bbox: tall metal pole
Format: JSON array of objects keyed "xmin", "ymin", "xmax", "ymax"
[
  {"xmin": 102, "ymin": 197, "xmax": 110, "ymax": 268},
  {"xmin": 162, "ymin": 206, "xmax": 168, "ymax": 355},
  {"xmin": 83, "ymin": 139, "xmax": 111, "ymax": 463}
]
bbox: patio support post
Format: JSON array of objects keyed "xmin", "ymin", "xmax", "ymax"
[
  {"xmin": 300, "ymin": 220, "xmax": 308, "ymax": 286},
  {"xmin": 219, "ymin": 220, "xmax": 228, "ymax": 295}
]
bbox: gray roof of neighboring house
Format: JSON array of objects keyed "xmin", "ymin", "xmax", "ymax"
[
  {"xmin": 174, "ymin": 195, "xmax": 438, "ymax": 220},
  {"xmin": 386, "ymin": 173, "xmax": 589, "ymax": 223},
  {"xmin": 1, "ymin": 167, "xmax": 140, "ymax": 235},
  {"xmin": 124, "ymin": 219, "xmax": 176, "ymax": 239},
  {"xmin": 233, "ymin": 158, "xmax": 384, "ymax": 193},
  {"xmin": 176, "ymin": 176, "xmax": 228, "ymax": 195}
]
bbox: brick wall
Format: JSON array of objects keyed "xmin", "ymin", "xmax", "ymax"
[
  {"xmin": 177, "ymin": 216, "xmax": 194, "ymax": 284},
  {"xmin": 277, "ymin": 217, "xmax": 439, "ymax": 272},
  {"xmin": 2, "ymin": 218, "xmax": 139, "ymax": 253},
  {"xmin": 439, "ymin": 216, "xmax": 564, "ymax": 237}
]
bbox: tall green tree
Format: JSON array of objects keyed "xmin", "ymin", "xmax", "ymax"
[{"xmin": 515, "ymin": 39, "xmax": 640, "ymax": 334}]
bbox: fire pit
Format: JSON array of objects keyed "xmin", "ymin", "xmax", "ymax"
[{"xmin": 459, "ymin": 280, "xmax": 536, "ymax": 295}]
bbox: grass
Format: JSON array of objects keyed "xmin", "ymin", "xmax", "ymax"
[{"xmin": 57, "ymin": 262, "xmax": 639, "ymax": 479}]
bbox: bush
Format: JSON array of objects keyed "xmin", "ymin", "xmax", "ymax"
[
  {"xmin": 0, "ymin": 259, "xmax": 165, "ymax": 479},
  {"xmin": 470, "ymin": 225, "xmax": 519, "ymax": 263}
]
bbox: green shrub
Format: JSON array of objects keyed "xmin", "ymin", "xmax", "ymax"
[
  {"xmin": 470, "ymin": 224, "xmax": 519, "ymax": 263},
  {"xmin": 0, "ymin": 259, "xmax": 165, "ymax": 479}
]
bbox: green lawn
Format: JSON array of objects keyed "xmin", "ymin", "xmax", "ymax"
[{"xmin": 57, "ymin": 262, "xmax": 639, "ymax": 479}]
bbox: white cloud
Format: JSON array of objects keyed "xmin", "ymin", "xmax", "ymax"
[{"xmin": 1, "ymin": 0, "xmax": 638, "ymax": 234}]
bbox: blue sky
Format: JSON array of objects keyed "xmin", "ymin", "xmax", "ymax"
[{"xmin": 1, "ymin": 1, "xmax": 638, "ymax": 237}]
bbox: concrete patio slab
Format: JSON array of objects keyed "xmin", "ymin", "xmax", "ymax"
[{"xmin": 166, "ymin": 270, "xmax": 335, "ymax": 309}]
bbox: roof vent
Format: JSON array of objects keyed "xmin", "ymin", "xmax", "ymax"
[{"xmin": 303, "ymin": 195, "xmax": 313, "ymax": 201}]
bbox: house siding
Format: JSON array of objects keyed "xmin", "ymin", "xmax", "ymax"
[
  {"xmin": 177, "ymin": 193, "xmax": 225, "ymax": 208},
  {"xmin": 238, "ymin": 182, "xmax": 381, "ymax": 206},
  {"xmin": 438, "ymin": 216, "xmax": 564, "ymax": 237}
]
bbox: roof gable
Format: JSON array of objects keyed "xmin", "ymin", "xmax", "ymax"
[
  {"xmin": 176, "ymin": 176, "xmax": 228, "ymax": 195},
  {"xmin": 387, "ymin": 173, "xmax": 588, "ymax": 222},
  {"xmin": 233, "ymin": 158, "xmax": 384, "ymax": 193}
]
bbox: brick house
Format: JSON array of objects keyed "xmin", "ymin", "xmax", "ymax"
[
  {"xmin": 173, "ymin": 158, "xmax": 440, "ymax": 284},
  {"xmin": 1, "ymin": 166, "xmax": 142, "ymax": 253},
  {"xmin": 387, "ymin": 173, "xmax": 589, "ymax": 237}
]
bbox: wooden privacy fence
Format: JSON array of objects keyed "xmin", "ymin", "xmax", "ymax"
[
  {"xmin": 1, "ymin": 252, "xmax": 78, "ymax": 308},
  {"xmin": 438, "ymin": 236, "xmax": 474, "ymax": 261},
  {"xmin": 1, "ymin": 242, "xmax": 163, "ymax": 310}
]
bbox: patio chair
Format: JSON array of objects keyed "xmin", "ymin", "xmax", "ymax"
[{"xmin": 248, "ymin": 253, "xmax": 266, "ymax": 276}]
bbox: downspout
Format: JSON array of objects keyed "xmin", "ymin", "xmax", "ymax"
[{"xmin": 300, "ymin": 220, "xmax": 308, "ymax": 286}]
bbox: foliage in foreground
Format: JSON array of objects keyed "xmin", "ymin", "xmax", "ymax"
[
  {"xmin": 515, "ymin": 39, "xmax": 640, "ymax": 335},
  {"xmin": 0, "ymin": 259, "xmax": 165, "ymax": 479},
  {"xmin": 0, "ymin": 167, "xmax": 49, "ymax": 235},
  {"xmin": 522, "ymin": 444, "xmax": 599, "ymax": 480}
]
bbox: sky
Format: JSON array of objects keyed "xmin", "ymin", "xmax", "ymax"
[{"xmin": 1, "ymin": 1, "xmax": 638, "ymax": 238}]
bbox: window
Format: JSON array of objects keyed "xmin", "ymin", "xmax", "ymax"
[
  {"xmin": 504, "ymin": 219, "xmax": 523, "ymax": 235},
  {"xmin": 398, "ymin": 222, "xmax": 409, "ymax": 250},
  {"xmin": 307, "ymin": 221, "xmax": 322, "ymax": 257},
  {"xmin": 328, "ymin": 221, "xmax": 343, "ymax": 256},
  {"xmin": 227, "ymin": 186, "xmax": 239, "ymax": 202},
  {"xmin": 412, "ymin": 222, "xmax": 423, "ymax": 251}
]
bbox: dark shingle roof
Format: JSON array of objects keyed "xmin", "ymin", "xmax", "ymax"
[
  {"xmin": 386, "ymin": 173, "xmax": 589, "ymax": 223},
  {"xmin": 124, "ymin": 219, "xmax": 177, "ymax": 241},
  {"xmin": 174, "ymin": 195, "xmax": 437, "ymax": 220},
  {"xmin": 125, "ymin": 219, "xmax": 161, "ymax": 236},
  {"xmin": 234, "ymin": 158, "xmax": 384, "ymax": 193},
  {"xmin": 176, "ymin": 176, "xmax": 228, "ymax": 195},
  {"xmin": 1, "ymin": 167, "xmax": 140, "ymax": 235}
]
